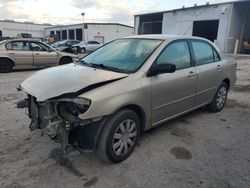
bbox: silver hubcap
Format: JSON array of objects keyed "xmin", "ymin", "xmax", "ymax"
[
  {"xmin": 112, "ymin": 119, "xmax": 137, "ymax": 156},
  {"xmin": 216, "ymin": 86, "xmax": 227, "ymax": 109}
]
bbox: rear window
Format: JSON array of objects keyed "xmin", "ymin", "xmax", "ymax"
[
  {"xmin": 5, "ymin": 42, "xmax": 12, "ymax": 50},
  {"xmin": 213, "ymin": 49, "xmax": 220, "ymax": 61},
  {"xmin": 0, "ymin": 40, "xmax": 6, "ymax": 45},
  {"xmin": 5, "ymin": 41, "xmax": 30, "ymax": 51},
  {"xmin": 191, "ymin": 41, "xmax": 214, "ymax": 65}
]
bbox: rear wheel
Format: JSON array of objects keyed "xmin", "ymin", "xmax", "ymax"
[
  {"xmin": 97, "ymin": 109, "xmax": 140, "ymax": 163},
  {"xmin": 59, "ymin": 57, "xmax": 73, "ymax": 65},
  {"xmin": 208, "ymin": 82, "xmax": 228, "ymax": 112},
  {"xmin": 0, "ymin": 59, "xmax": 13, "ymax": 73}
]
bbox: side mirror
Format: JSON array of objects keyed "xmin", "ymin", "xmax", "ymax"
[{"xmin": 147, "ymin": 63, "xmax": 176, "ymax": 77}]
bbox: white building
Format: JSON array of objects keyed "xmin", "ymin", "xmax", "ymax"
[
  {"xmin": 44, "ymin": 23, "xmax": 134, "ymax": 43},
  {"xmin": 0, "ymin": 19, "xmax": 51, "ymax": 38},
  {"xmin": 134, "ymin": 0, "xmax": 250, "ymax": 54},
  {"xmin": 0, "ymin": 20, "xmax": 134, "ymax": 44}
]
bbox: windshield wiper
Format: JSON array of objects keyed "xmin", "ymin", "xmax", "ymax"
[
  {"xmin": 89, "ymin": 63, "xmax": 128, "ymax": 73},
  {"xmin": 79, "ymin": 59, "xmax": 93, "ymax": 67}
]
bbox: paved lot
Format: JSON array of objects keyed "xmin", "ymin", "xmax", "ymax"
[{"xmin": 0, "ymin": 57, "xmax": 250, "ymax": 188}]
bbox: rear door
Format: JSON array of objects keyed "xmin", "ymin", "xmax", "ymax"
[
  {"xmin": 151, "ymin": 40, "xmax": 197, "ymax": 125},
  {"xmin": 190, "ymin": 40, "xmax": 221, "ymax": 106},
  {"xmin": 30, "ymin": 42, "xmax": 58, "ymax": 65},
  {"xmin": 6, "ymin": 41, "xmax": 33, "ymax": 65}
]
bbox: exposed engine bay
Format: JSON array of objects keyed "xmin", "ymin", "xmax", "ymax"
[{"xmin": 22, "ymin": 95, "xmax": 106, "ymax": 153}]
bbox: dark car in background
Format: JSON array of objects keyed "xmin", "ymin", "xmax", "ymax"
[{"xmin": 50, "ymin": 40, "xmax": 80, "ymax": 54}]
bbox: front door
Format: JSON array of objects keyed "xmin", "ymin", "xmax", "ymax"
[
  {"xmin": 30, "ymin": 42, "xmax": 58, "ymax": 65},
  {"xmin": 6, "ymin": 41, "xmax": 33, "ymax": 65},
  {"xmin": 151, "ymin": 40, "xmax": 197, "ymax": 125}
]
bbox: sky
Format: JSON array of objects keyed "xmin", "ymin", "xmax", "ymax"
[{"xmin": 0, "ymin": 0, "xmax": 239, "ymax": 26}]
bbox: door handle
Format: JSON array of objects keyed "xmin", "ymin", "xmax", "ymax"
[
  {"xmin": 9, "ymin": 53, "xmax": 16, "ymax": 55},
  {"xmin": 216, "ymin": 64, "xmax": 222, "ymax": 69},
  {"xmin": 34, "ymin": 53, "xmax": 40, "ymax": 55},
  {"xmin": 188, "ymin": 71, "xmax": 196, "ymax": 77}
]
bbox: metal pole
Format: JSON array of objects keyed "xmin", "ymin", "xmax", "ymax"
[{"xmin": 81, "ymin": 12, "xmax": 85, "ymax": 41}]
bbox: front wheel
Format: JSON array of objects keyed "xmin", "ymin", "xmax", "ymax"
[
  {"xmin": 208, "ymin": 82, "xmax": 228, "ymax": 112},
  {"xmin": 59, "ymin": 57, "xmax": 73, "ymax": 65},
  {"xmin": 97, "ymin": 109, "xmax": 140, "ymax": 163}
]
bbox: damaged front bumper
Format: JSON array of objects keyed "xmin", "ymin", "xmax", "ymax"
[{"xmin": 20, "ymin": 95, "xmax": 106, "ymax": 153}]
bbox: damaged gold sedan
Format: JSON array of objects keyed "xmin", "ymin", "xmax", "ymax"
[{"xmin": 19, "ymin": 35, "xmax": 236, "ymax": 163}]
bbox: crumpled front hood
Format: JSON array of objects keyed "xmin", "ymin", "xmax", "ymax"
[{"xmin": 20, "ymin": 63, "xmax": 128, "ymax": 101}]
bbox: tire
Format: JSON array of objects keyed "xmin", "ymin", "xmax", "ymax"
[
  {"xmin": 59, "ymin": 57, "xmax": 73, "ymax": 65},
  {"xmin": 208, "ymin": 82, "xmax": 228, "ymax": 112},
  {"xmin": 80, "ymin": 47, "xmax": 86, "ymax": 54},
  {"xmin": 0, "ymin": 59, "xmax": 13, "ymax": 73},
  {"xmin": 97, "ymin": 109, "xmax": 140, "ymax": 163}
]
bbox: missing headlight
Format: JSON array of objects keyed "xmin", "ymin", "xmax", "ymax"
[
  {"xmin": 75, "ymin": 103, "xmax": 89, "ymax": 114},
  {"xmin": 58, "ymin": 101, "xmax": 90, "ymax": 116}
]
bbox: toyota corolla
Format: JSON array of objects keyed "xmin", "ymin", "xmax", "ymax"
[{"xmin": 19, "ymin": 35, "xmax": 237, "ymax": 163}]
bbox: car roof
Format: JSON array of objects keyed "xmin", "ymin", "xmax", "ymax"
[
  {"xmin": 2, "ymin": 38, "xmax": 41, "ymax": 43},
  {"xmin": 124, "ymin": 34, "xmax": 208, "ymax": 41},
  {"xmin": 123, "ymin": 34, "xmax": 222, "ymax": 55}
]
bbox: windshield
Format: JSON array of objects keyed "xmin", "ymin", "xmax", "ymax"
[
  {"xmin": 81, "ymin": 38, "xmax": 162, "ymax": 73},
  {"xmin": 79, "ymin": 41, "xmax": 86, "ymax": 45}
]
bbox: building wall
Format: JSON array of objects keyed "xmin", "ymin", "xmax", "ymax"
[
  {"xmin": 227, "ymin": 3, "xmax": 250, "ymax": 53},
  {"xmin": 45, "ymin": 24, "xmax": 134, "ymax": 43},
  {"xmin": 85, "ymin": 24, "xmax": 133, "ymax": 43},
  {"xmin": 0, "ymin": 21, "xmax": 134, "ymax": 43},
  {"xmin": 0, "ymin": 21, "xmax": 50, "ymax": 38},
  {"xmin": 161, "ymin": 3, "xmax": 232, "ymax": 51}
]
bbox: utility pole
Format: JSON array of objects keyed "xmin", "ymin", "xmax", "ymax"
[{"xmin": 81, "ymin": 12, "xmax": 85, "ymax": 41}]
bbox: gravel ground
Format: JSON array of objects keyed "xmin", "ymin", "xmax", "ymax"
[{"xmin": 0, "ymin": 57, "xmax": 250, "ymax": 188}]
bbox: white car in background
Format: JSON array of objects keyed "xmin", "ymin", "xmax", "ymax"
[{"xmin": 72, "ymin": 41, "xmax": 103, "ymax": 53}]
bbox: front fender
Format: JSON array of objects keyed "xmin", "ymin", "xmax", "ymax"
[{"xmin": 78, "ymin": 74, "xmax": 152, "ymax": 130}]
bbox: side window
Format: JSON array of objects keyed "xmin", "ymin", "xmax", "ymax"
[
  {"xmin": 156, "ymin": 41, "xmax": 191, "ymax": 70},
  {"xmin": 73, "ymin": 41, "xmax": 79, "ymax": 44},
  {"xmin": 31, "ymin": 42, "xmax": 49, "ymax": 51},
  {"xmin": 88, "ymin": 41, "xmax": 99, "ymax": 44},
  {"xmin": 66, "ymin": 41, "xmax": 72, "ymax": 46},
  {"xmin": 192, "ymin": 41, "xmax": 214, "ymax": 65},
  {"xmin": 10, "ymin": 41, "xmax": 30, "ymax": 51},
  {"xmin": 213, "ymin": 49, "xmax": 220, "ymax": 62}
]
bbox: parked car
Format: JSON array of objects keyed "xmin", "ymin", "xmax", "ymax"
[
  {"xmin": 19, "ymin": 35, "xmax": 237, "ymax": 163},
  {"xmin": 72, "ymin": 40, "xmax": 103, "ymax": 53},
  {"xmin": 51, "ymin": 40, "xmax": 80, "ymax": 53},
  {"xmin": 46, "ymin": 41, "xmax": 57, "ymax": 47},
  {"xmin": 0, "ymin": 39, "xmax": 78, "ymax": 72}
]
